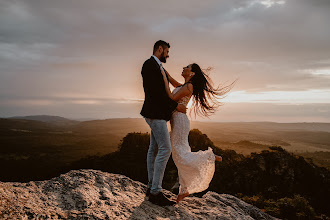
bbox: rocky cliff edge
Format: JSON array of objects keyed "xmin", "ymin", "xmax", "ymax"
[{"xmin": 0, "ymin": 169, "xmax": 278, "ymax": 219}]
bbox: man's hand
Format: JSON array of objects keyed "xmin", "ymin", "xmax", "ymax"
[{"xmin": 176, "ymin": 104, "xmax": 187, "ymax": 114}]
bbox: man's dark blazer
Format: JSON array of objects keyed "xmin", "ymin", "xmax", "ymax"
[{"xmin": 140, "ymin": 56, "xmax": 178, "ymax": 121}]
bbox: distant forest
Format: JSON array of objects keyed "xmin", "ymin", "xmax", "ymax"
[{"xmin": 1, "ymin": 117, "xmax": 329, "ymax": 219}]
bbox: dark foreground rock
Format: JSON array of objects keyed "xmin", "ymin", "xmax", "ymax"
[{"xmin": 0, "ymin": 169, "xmax": 278, "ymax": 219}]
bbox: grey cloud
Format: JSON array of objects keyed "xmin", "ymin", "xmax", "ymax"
[
  {"xmin": 0, "ymin": 0, "xmax": 330, "ymax": 121},
  {"xmin": 2, "ymin": 0, "xmax": 329, "ymax": 60}
]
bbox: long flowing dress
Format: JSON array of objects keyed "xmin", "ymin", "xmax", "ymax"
[{"xmin": 170, "ymin": 87, "xmax": 216, "ymax": 195}]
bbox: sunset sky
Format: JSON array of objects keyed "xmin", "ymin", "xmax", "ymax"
[{"xmin": 1, "ymin": 0, "xmax": 329, "ymax": 122}]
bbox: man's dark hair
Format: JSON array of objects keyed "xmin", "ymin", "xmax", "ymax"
[{"xmin": 153, "ymin": 40, "xmax": 170, "ymax": 53}]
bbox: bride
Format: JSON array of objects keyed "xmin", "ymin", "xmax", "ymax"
[{"xmin": 160, "ymin": 63, "xmax": 234, "ymax": 203}]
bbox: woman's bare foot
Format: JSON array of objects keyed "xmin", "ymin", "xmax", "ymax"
[
  {"xmin": 215, "ymin": 155, "xmax": 222, "ymax": 162},
  {"xmin": 176, "ymin": 192, "xmax": 190, "ymax": 203}
]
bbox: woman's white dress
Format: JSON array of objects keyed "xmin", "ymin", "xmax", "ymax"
[{"xmin": 170, "ymin": 87, "xmax": 216, "ymax": 195}]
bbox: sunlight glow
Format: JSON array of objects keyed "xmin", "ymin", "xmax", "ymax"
[
  {"xmin": 223, "ymin": 89, "xmax": 330, "ymax": 104},
  {"xmin": 115, "ymin": 99, "xmax": 143, "ymax": 104},
  {"xmin": 71, "ymin": 100, "xmax": 102, "ymax": 105},
  {"xmin": 309, "ymin": 69, "xmax": 330, "ymax": 76},
  {"xmin": 259, "ymin": 0, "xmax": 286, "ymax": 8}
]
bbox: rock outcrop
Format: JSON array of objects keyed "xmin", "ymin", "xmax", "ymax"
[{"xmin": 0, "ymin": 169, "xmax": 278, "ymax": 219}]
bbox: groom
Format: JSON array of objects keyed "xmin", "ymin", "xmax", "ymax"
[{"xmin": 140, "ymin": 40, "xmax": 186, "ymax": 206}]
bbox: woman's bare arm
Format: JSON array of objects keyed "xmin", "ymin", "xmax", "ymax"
[
  {"xmin": 164, "ymin": 69, "xmax": 183, "ymax": 88},
  {"xmin": 161, "ymin": 69, "xmax": 192, "ymax": 102}
]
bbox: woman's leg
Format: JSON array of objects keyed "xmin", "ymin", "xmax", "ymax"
[
  {"xmin": 176, "ymin": 173, "xmax": 190, "ymax": 203},
  {"xmin": 176, "ymin": 191, "xmax": 190, "ymax": 203},
  {"xmin": 215, "ymin": 154, "xmax": 222, "ymax": 162}
]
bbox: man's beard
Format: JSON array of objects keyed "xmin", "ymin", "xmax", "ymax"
[{"xmin": 160, "ymin": 51, "xmax": 167, "ymax": 63}]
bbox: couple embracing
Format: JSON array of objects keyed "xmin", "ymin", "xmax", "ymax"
[{"xmin": 140, "ymin": 40, "xmax": 233, "ymax": 206}]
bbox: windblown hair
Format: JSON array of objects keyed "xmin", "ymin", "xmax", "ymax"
[
  {"xmin": 153, "ymin": 40, "xmax": 170, "ymax": 53},
  {"xmin": 189, "ymin": 63, "xmax": 237, "ymax": 118}
]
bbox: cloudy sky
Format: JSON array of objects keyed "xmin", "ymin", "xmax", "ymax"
[{"xmin": 1, "ymin": 0, "xmax": 330, "ymax": 122}]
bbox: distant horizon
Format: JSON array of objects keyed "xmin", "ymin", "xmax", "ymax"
[{"xmin": 2, "ymin": 114, "xmax": 330, "ymax": 124}]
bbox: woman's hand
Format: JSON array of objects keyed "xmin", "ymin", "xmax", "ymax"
[
  {"xmin": 164, "ymin": 69, "xmax": 182, "ymax": 88},
  {"xmin": 161, "ymin": 67, "xmax": 193, "ymax": 102},
  {"xmin": 160, "ymin": 68, "xmax": 168, "ymax": 83}
]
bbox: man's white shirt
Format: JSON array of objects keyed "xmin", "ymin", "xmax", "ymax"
[{"xmin": 152, "ymin": 55, "xmax": 165, "ymax": 72}]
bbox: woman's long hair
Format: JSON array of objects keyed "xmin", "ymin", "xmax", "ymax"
[{"xmin": 189, "ymin": 63, "xmax": 237, "ymax": 118}]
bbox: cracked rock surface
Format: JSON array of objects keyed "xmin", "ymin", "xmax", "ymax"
[{"xmin": 0, "ymin": 169, "xmax": 278, "ymax": 219}]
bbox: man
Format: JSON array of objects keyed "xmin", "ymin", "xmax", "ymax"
[{"xmin": 140, "ymin": 40, "xmax": 186, "ymax": 206}]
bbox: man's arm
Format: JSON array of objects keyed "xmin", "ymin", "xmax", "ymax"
[{"xmin": 176, "ymin": 104, "xmax": 187, "ymax": 114}]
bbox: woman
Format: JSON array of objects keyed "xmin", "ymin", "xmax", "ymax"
[{"xmin": 160, "ymin": 63, "xmax": 235, "ymax": 203}]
